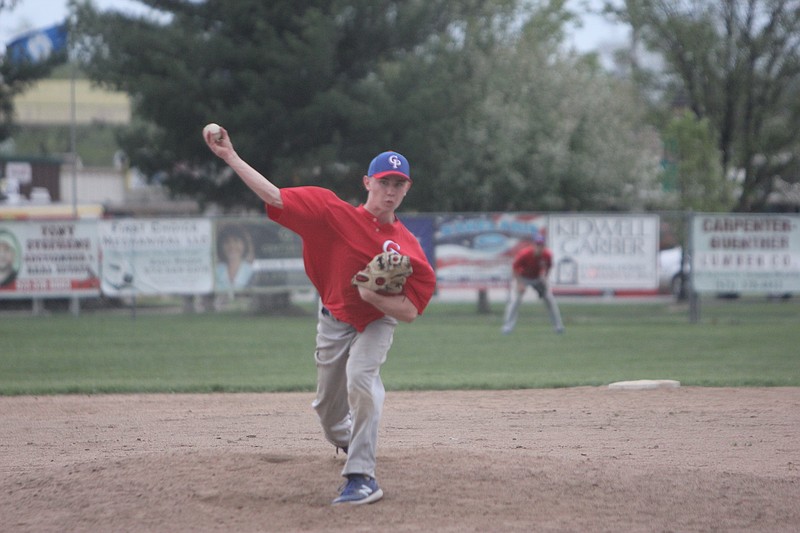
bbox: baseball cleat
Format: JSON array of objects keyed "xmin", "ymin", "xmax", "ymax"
[{"xmin": 332, "ymin": 474, "xmax": 383, "ymax": 505}]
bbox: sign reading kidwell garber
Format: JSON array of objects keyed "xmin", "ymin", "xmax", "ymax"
[
  {"xmin": 691, "ymin": 214, "xmax": 800, "ymax": 294},
  {"xmin": 549, "ymin": 215, "xmax": 660, "ymax": 290}
]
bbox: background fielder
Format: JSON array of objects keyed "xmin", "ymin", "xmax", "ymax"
[{"xmin": 502, "ymin": 233, "xmax": 564, "ymax": 335}]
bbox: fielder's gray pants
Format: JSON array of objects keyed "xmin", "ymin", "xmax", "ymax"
[
  {"xmin": 502, "ymin": 277, "xmax": 564, "ymax": 333},
  {"xmin": 312, "ymin": 302, "xmax": 397, "ymax": 479}
]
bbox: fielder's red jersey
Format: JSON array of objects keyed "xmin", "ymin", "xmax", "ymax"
[
  {"xmin": 512, "ymin": 245, "xmax": 553, "ymax": 279},
  {"xmin": 267, "ymin": 187, "xmax": 436, "ymax": 332}
]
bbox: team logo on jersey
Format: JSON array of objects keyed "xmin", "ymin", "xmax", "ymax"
[{"xmin": 383, "ymin": 240, "xmax": 401, "ymax": 254}]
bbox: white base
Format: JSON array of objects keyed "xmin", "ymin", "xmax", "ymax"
[{"xmin": 607, "ymin": 379, "xmax": 681, "ymax": 390}]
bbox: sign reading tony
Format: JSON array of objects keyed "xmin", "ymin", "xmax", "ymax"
[
  {"xmin": 549, "ymin": 215, "xmax": 659, "ymax": 290},
  {"xmin": 0, "ymin": 220, "xmax": 100, "ymax": 297},
  {"xmin": 691, "ymin": 214, "xmax": 800, "ymax": 294}
]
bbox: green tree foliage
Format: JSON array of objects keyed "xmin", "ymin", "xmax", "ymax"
[
  {"xmin": 662, "ymin": 110, "xmax": 730, "ymax": 211},
  {"xmin": 73, "ymin": 0, "xmax": 657, "ymax": 212},
  {"xmin": 73, "ymin": 0, "xmax": 464, "ymax": 210},
  {"xmin": 609, "ymin": 0, "xmax": 800, "ymax": 212},
  {"xmin": 474, "ymin": 22, "xmax": 660, "ymax": 211}
]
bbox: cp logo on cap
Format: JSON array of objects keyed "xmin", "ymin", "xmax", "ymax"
[{"xmin": 388, "ymin": 154, "xmax": 403, "ymax": 169}]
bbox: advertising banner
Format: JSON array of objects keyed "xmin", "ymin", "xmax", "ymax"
[
  {"xmin": 398, "ymin": 215, "xmax": 436, "ymax": 268},
  {"xmin": 549, "ymin": 214, "xmax": 659, "ymax": 290},
  {"xmin": 434, "ymin": 213, "xmax": 546, "ymax": 288},
  {"xmin": 0, "ymin": 220, "xmax": 100, "ymax": 298},
  {"xmin": 691, "ymin": 214, "xmax": 800, "ymax": 294},
  {"xmin": 99, "ymin": 219, "xmax": 213, "ymax": 296},
  {"xmin": 213, "ymin": 219, "xmax": 311, "ymax": 293}
]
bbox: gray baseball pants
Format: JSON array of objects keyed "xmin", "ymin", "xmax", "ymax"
[
  {"xmin": 312, "ymin": 302, "xmax": 397, "ymax": 479},
  {"xmin": 502, "ymin": 277, "xmax": 564, "ymax": 333}
]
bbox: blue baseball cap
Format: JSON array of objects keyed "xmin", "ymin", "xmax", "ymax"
[
  {"xmin": 534, "ymin": 233, "xmax": 546, "ymax": 244},
  {"xmin": 367, "ymin": 150, "xmax": 411, "ymax": 182}
]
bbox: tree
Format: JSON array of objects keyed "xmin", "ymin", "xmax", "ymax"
[
  {"xmin": 478, "ymin": 47, "xmax": 661, "ymax": 212},
  {"xmin": 662, "ymin": 109, "xmax": 730, "ymax": 212},
  {"xmin": 347, "ymin": 0, "xmax": 660, "ymax": 212},
  {"xmin": 376, "ymin": 0, "xmax": 529, "ymax": 212},
  {"xmin": 73, "ymin": 0, "xmax": 659, "ymax": 213},
  {"xmin": 394, "ymin": 0, "xmax": 660, "ymax": 211},
  {"xmin": 609, "ymin": 0, "xmax": 800, "ymax": 212},
  {"xmin": 73, "ymin": 0, "xmax": 466, "ymax": 211}
]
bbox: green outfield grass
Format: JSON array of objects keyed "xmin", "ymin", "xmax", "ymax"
[{"xmin": 1, "ymin": 297, "xmax": 798, "ymax": 395}]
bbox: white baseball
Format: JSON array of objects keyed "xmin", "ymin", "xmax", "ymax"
[{"xmin": 203, "ymin": 123, "xmax": 222, "ymax": 141}]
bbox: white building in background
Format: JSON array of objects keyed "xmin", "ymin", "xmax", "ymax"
[
  {"xmin": 3, "ymin": 77, "xmax": 198, "ymax": 216},
  {"xmin": 13, "ymin": 78, "xmax": 131, "ymax": 125}
]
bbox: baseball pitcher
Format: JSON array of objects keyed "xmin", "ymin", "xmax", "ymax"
[{"xmin": 204, "ymin": 125, "xmax": 436, "ymax": 505}]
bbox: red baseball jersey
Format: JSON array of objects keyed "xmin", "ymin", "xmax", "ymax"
[
  {"xmin": 512, "ymin": 245, "xmax": 552, "ymax": 279},
  {"xmin": 267, "ymin": 187, "xmax": 436, "ymax": 331}
]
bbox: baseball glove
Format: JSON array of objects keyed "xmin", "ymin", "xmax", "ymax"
[{"xmin": 351, "ymin": 252, "xmax": 413, "ymax": 294}]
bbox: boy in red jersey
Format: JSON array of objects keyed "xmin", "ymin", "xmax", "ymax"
[
  {"xmin": 502, "ymin": 233, "xmax": 564, "ymax": 335},
  {"xmin": 204, "ymin": 126, "xmax": 436, "ymax": 505}
]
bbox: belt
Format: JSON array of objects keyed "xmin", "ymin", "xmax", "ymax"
[{"xmin": 321, "ymin": 306, "xmax": 338, "ymax": 321}]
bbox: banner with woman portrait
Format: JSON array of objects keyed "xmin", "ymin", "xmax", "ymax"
[{"xmin": 213, "ymin": 219, "xmax": 311, "ymax": 293}]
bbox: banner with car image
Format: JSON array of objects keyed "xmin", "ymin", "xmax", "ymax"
[
  {"xmin": 99, "ymin": 219, "xmax": 213, "ymax": 296},
  {"xmin": 0, "ymin": 220, "xmax": 100, "ymax": 297},
  {"xmin": 433, "ymin": 213, "xmax": 547, "ymax": 288}
]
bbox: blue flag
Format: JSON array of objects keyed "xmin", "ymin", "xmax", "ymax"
[{"xmin": 6, "ymin": 23, "xmax": 68, "ymax": 65}]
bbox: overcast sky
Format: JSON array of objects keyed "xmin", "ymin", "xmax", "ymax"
[{"xmin": 1, "ymin": 0, "xmax": 628, "ymax": 61}]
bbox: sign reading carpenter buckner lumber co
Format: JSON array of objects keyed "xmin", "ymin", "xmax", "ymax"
[{"xmin": 691, "ymin": 214, "xmax": 800, "ymax": 294}]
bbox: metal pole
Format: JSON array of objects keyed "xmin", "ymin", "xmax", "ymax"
[
  {"xmin": 687, "ymin": 211, "xmax": 700, "ymax": 323},
  {"xmin": 69, "ymin": 41, "xmax": 77, "ymax": 218},
  {"xmin": 68, "ymin": 21, "xmax": 80, "ymax": 314}
]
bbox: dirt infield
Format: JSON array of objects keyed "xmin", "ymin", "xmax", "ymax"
[{"xmin": 2, "ymin": 387, "xmax": 799, "ymax": 532}]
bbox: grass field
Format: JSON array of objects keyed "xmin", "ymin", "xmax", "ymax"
[{"xmin": 1, "ymin": 296, "xmax": 798, "ymax": 395}]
